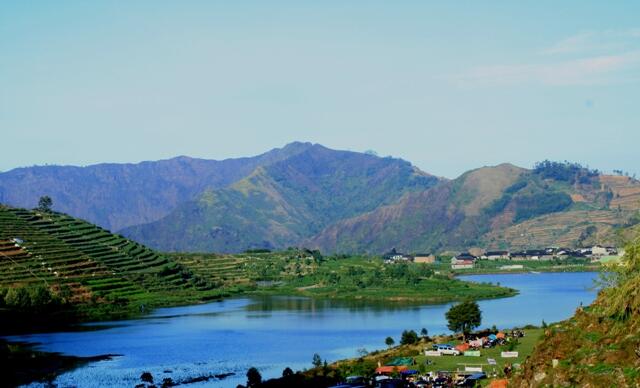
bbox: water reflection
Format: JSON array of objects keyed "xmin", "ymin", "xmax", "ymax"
[{"xmin": 245, "ymin": 295, "xmax": 424, "ymax": 314}]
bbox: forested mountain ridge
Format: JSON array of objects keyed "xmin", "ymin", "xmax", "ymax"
[
  {"xmin": 2, "ymin": 144, "xmax": 639, "ymax": 254},
  {"xmin": 0, "ymin": 142, "xmax": 314, "ymax": 231},
  {"xmin": 121, "ymin": 144, "xmax": 441, "ymax": 252}
]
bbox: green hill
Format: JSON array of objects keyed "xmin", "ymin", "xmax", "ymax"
[
  {"xmin": 308, "ymin": 162, "xmax": 640, "ymax": 253},
  {"xmin": 122, "ymin": 144, "xmax": 440, "ymax": 252},
  {"xmin": 0, "ymin": 205, "xmax": 223, "ymax": 327}
]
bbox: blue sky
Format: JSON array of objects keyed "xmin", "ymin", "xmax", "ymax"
[{"xmin": 1, "ymin": 1, "xmax": 639, "ymax": 178}]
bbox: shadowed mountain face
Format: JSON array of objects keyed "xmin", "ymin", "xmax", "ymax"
[
  {"xmin": 121, "ymin": 144, "xmax": 441, "ymax": 252},
  {"xmin": 0, "ymin": 142, "xmax": 314, "ymax": 231}
]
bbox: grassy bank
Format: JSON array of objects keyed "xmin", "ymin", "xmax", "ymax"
[{"xmin": 253, "ymin": 327, "xmax": 544, "ymax": 387}]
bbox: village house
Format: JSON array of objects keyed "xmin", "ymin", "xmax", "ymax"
[
  {"xmin": 482, "ymin": 250, "xmax": 509, "ymax": 260},
  {"xmin": 451, "ymin": 260, "xmax": 474, "ymax": 270},
  {"xmin": 383, "ymin": 248, "xmax": 413, "ymax": 264},
  {"xmin": 450, "ymin": 252, "xmax": 477, "ymax": 269},
  {"xmin": 413, "ymin": 253, "xmax": 436, "ymax": 264},
  {"xmin": 591, "ymin": 245, "xmax": 612, "ymax": 257},
  {"xmin": 453, "ymin": 252, "xmax": 477, "ymax": 262},
  {"xmin": 510, "ymin": 249, "xmax": 550, "ymax": 260}
]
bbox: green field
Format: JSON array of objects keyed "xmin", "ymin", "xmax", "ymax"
[
  {"xmin": 171, "ymin": 252, "xmax": 517, "ymax": 304},
  {"xmin": 0, "ymin": 206, "xmax": 231, "ymax": 325},
  {"xmin": 330, "ymin": 328, "xmax": 543, "ymax": 382},
  {"xmin": 417, "ymin": 329, "xmax": 543, "ymax": 376}
]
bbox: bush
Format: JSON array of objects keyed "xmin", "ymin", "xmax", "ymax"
[
  {"xmin": 400, "ymin": 330, "xmax": 419, "ymax": 345},
  {"xmin": 513, "ymin": 192, "xmax": 573, "ymax": 222},
  {"xmin": 533, "ymin": 160, "xmax": 598, "ymax": 184},
  {"xmin": 4, "ymin": 287, "xmax": 31, "ymax": 310}
]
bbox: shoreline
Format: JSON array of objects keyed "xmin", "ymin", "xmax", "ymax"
[{"xmin": 453, "ymin": 265, "xmax": 600, "ymax": 277}]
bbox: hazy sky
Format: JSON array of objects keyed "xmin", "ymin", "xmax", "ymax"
[{"xmin": 2, "ymin": 1, "xmax": 639, "ymax": 178}]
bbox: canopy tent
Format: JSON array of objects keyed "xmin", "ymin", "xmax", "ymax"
[
  {"xmin": 400, "ymin": 369, "xmax": 419, "ymax": 375},
  {"xmin": 456, "ymin": 343, "xmax": 470, "ymax": 352},
  {"xmin": 375, "ymin": 366, "xmax": 409, "ymax": 374},
  {"xmin": 385, "ymin": 357, "xmax": 414, "ymax": 366}
]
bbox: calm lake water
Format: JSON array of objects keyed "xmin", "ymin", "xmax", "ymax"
[{"xmin": 7, "ymin": 272, "xmax": 598, "ymax": 387}]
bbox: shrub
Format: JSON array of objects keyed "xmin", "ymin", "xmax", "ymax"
[{"xmin": 400, "ymin": 330, "xmax": 419, "ymax": 345}]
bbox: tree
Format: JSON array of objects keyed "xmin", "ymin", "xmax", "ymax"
[
  {"xmin": 385, "ymin": 336, "xmax": 395, "ymax": 348},
  {"xmin": 445, "ymin": 300, "xmax": 482, "ymax": 341},
  {"xmin": 37, "ymin": 196, "xmax": 53, "ymax": 212},
  {"xmin": 140, "ymin": 372, "xmax": 154, "ymax": 384},
  {"xmin": 400, "ymin": 329, "xmax": 419, "ymax": 345},
  {"xmin": 420, "ymin": 328, "xmax": 428, "ymax": 339},
  {"xmin": 312, "ymin": 353, "xmax": 322, "ymax": 368},
  {"xmin": 282, "ymin": 367, "xmax": 294, "ymax": 378},
  {"xmin": 4, "ymin": 287, "xmax": 31, "ymax": 310},
  {"xmin": 246, "ymin": 367, "xmax": 262, "ymax": 387}
]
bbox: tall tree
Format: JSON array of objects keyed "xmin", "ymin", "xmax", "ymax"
[
  {"xmin": 385, "ymin": 336, "xmax": 395, "ymax": 348},
  {"xmin": 246, "ymin": 367, "xmax": 262, "ymax": 387},
  {"xmin": 312, "ymin": 353, "xmax": 322, "ymax": 368},
  {"xmin": 37, "ymin": 196, "xmax": 53, "ymax": 212},
  {"xmin": 445, "ymin": 300, "xmax": 482, "ymax": 341}
]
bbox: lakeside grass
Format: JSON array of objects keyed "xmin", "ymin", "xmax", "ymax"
[
  {"xmin": 417, "ymin": 329, "xmax": 543, "ymax": 375},
  {"xmin": 288, "ymin": 327, "xmax": 545, "ymax": 387},
  {"xmin": 172, "ymin": 252, "xmax": 519, "ymax": 304}
]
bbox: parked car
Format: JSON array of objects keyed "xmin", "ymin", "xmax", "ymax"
[
  {"xmin": 432, "ymin": 343, "xmax": 461, "ymax": 355},
  {"xmin": 377, "ymin": 378, "xmax": 413, "ymax": 388},
  {"xmin": 329, "ymin": 376, "xmax": 369, "ymax": 388}
]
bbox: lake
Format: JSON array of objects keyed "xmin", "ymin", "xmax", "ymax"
[{"xmin": 7, "ymin": 271, "xmax": 599, "ymax": 387}]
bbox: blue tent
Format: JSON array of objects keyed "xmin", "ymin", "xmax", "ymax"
[
  {"xmin": 400, "ymin": 369, "xmax": 419, "ymax": 375},
  {"xmin": 488, "ymin": 334, "xmax": 497, "ymax": 340}
]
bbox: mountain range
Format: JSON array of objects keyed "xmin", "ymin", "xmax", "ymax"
[{"xmin": 1, "ymin": 143, "xmax": 639, "ymax": 253}]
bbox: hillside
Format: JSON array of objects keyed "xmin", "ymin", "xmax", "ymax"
[
  {"xmin": 3, "ymin": 146, "xmax": 639, "ymax": 255},
  {"xmin": 513, "ymin": 236, "xmax": 640, "ymax": 386},
  {"xmin": 122, "ymin": 144, "xmax": 440, "ymax": 252},
  {"xmin": 308, "ymin": 162, "xmax": 640, "ymax": 253},
  {"xmin": 0, "ymin": 142, "xmax": 313, "ymax": 231},
  {"xmin": 0, "ymin": 205, "xmax": 221, "ymax": 326}
]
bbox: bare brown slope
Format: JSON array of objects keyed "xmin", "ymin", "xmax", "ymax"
[
  {"xmin": 308, "ymin": 166, "xmax": 640, "ymax": 254},
  {"xmin": 307, "ymin": 163, "xmax": 525, "ymax": 253}
]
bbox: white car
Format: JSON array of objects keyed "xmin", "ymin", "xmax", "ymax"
[{"xmin": 434, "ymin": 344, "xmax": 461, "ymax": 355}]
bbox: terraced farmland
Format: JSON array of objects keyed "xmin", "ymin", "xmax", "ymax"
[
  {"xmin": 600, "ymin": 175, "xmax": 640, "ymax": 211},
  {"xmin": 484, "ymin": 210, "xmax": 622, "ymax": 249},
  {"xmin": 170, "ymin": 250, "xmax": 320, "ymax": 287},
  {"xmin": 170, "ymin": 253, "xmax": 249, "ymax": 286},
  {"xmin": 0, "ymin": 205, "xmax": 218, "ymax": 317}
]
